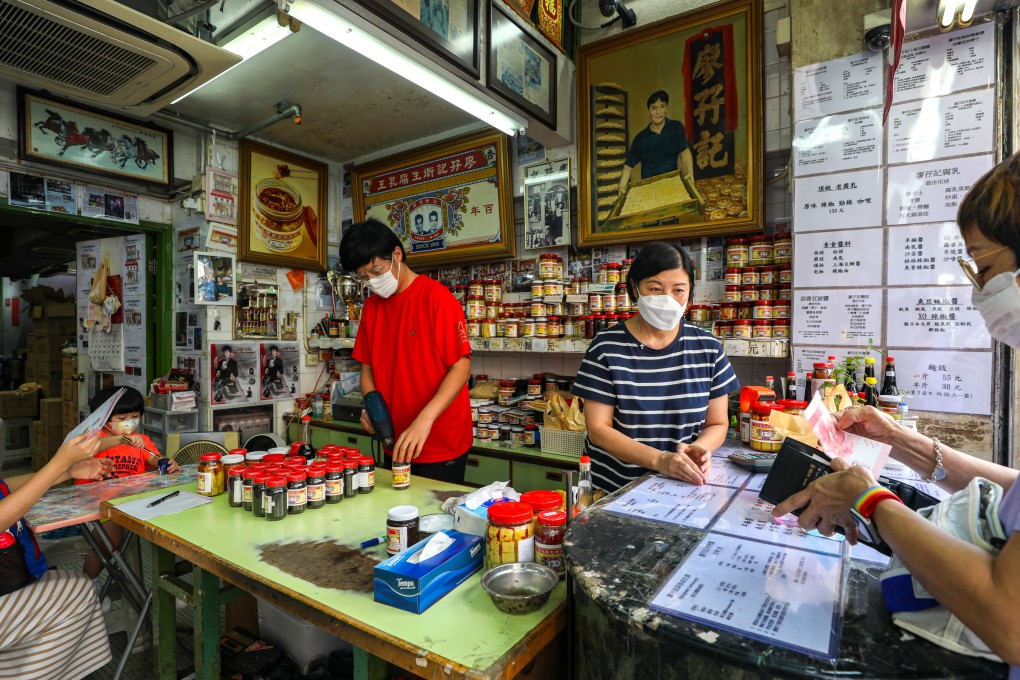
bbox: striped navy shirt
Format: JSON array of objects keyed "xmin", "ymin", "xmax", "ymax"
[{"xmin": 571, "ymin": 321, "xmax": 739, "ymax": 493}]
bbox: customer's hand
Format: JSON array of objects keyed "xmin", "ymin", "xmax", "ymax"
[
  {"xmin": 68, "ymin": 457, "xmax": 114, "ymax": 481},
  {"xmin": 657, "ymin": 446, "xmax": 710, "ymax": 485},
  {"xmin": 392, "ymin": 415, "xmax": 434, "ymax": 463},
  {"xmin": 53, "ymin": 433, "xmax": 103, "ymax": 469},
  {"xmin": 771, "ymin": 458, "xmax": 876, "ymax": 541},
  {"xmin": 834, "ymin": 405, "xmax": 899, "ymax": 444}
]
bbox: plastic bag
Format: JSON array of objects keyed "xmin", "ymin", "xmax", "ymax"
[
  {"xmin": 89, "ymin": 255, "xmax": 110, "ymax": 304},
  {"xmin": 544, "ymin": 394, "xmax": 585, "ymax": 431}
]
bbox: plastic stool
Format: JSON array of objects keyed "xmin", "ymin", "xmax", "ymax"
[{"xmin": 0, "ymin": 417, "xmax": 34, "ymax": 470}]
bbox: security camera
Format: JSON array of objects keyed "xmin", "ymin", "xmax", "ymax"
[
  {"xmin": 865, "ymin": 24, "xmax": 890, "ymax": 51},
  {"xmin": 598, "ymin": 0, "xmax": 637, "ymax": 27}
]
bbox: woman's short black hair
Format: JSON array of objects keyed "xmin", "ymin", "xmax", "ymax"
[
  {"xmin": 90, "ymin": 386, "xmax": 145, "ymax": 417},
  {"xmin": 626, "ymin": 242, "xmax": 696, "ymax": 301},
  {"xmin": 339, "ymin": 218, "xmax": 406, "ymax": 272}
]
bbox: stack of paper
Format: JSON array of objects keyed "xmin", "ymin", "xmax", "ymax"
[{"xmin": 169, "ymin": 391, "xmax": 196, "ymax": 411}]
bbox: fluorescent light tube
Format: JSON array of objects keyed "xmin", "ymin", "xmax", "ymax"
[
  {"xmin": 172, "ymin": 16, "xmax": 292, "ymax": 104},
  {"xmin": 289, "ymin": 0, "xmax": 526, "ymax": 136}
]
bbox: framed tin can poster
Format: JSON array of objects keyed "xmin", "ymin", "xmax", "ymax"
[
  {"xmin": 576, "ymin": 0, "xmax": 762, "ymax": 247},
  {"xmin": 238, "ymin": 140, "xmax": 328, "ymax": 272},
  {"xmin": 17, "ymin": 87, "xmax": 173, "ymax": 187},
  {"xmin": 487, "ymin": 3, "xmax": 557, "ymax": 128},
  {"xmin": 351, "ymin": 0, "xmax": 479, "ymax": 77},
  {"xmin": 351, "ymin": 129, "xmax": 515, "ymax": 268},
  {"xmin": 523, "ymin": 159, "xmax": 571, "ymax": 248}
]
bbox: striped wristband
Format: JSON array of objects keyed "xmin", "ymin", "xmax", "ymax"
[{"xmin": 853, "ymin": 486, "xmax": 902, "ymax": 520}]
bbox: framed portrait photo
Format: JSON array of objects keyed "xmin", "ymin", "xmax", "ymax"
[
  {"xmin": 352, "ymin": 0, "xmax": 479, "ymax": 77},
  {"xmin": 205, "ymin": 166, "xmax": 238, "ymax": 225},
  {"xmin": 522, "ymin": 159, "xmax": 571, "ymax": 249},
  {"xmin": 487, "ymin": 3, "xmax": 557, "ymax": 128},
  {"xmin": 352, "ymin": 129, "xmax": 515, "ymax": 268},
  {"xmin": 194, "ymin": 251, "xmax": 237, "ymax": 306},
  {"xmin": 577, "ymin": 0, "xmax": 763, "ymax": 247},
  {"xmin": 17, "ymin": 87, "xmax": 173, "ymax": 187},
  {"xmin": 238, "ymin": 140, "xmax": 328, "ymax": 272}
]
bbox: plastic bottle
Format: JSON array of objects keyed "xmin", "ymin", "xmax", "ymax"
[
  {"xmin": 764, "ymin": 375, "xmax": 775, "ymax": 392},
  {"xmin": 898, "ymin": 402, "xmax": 918, "ymax": 431},
  {"xmin": 574, "ymin": 455, "xmax": 594, "ymax": 517},
  {"xmin": 312, "ymin": 394, "xmax": 324, "ymax": 419}
]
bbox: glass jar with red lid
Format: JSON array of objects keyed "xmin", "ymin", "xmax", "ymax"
[
  {"xmin": 485, "ymin": 501, "xmax": 535, "ymax": 571},
  {"xmin": 197, "ymin": 453, "xmax": 224, "ymax": 497},
  {"xmin": 535, "ymin": 510, "xmax": 567, "ymax": 578}
]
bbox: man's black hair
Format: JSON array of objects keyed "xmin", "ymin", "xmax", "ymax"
[
  {"xmin": 339, "ymin": 218, "xmax": 406, "ymax": 272},
  {"xmin": 414, "ymin": 214, "xmax": 423, "ymax": 222},
  {"xmin": 626, "ymin": 242, "xmax": 696, "ymax": 301},
  {"xmin": 647, "ymin": 90, "xmax": 669, "ymax": 108},
  {"xmin": 429, "ymin": 211, "xmax": 438, "ymax": 219},
  {"xmin": 222, "ymin": 345, "xmax": 233, "ymax": 353},
  {"xmin": 90, "ymin": 386, "xmax": 145, "ymax": 417},
  {"xmin": 269, "ymin": 344, "xmax": 279, "ymax": 352}
]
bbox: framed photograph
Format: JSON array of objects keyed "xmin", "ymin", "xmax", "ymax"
[
  {"xmin": 238, "ymin": 140, "xmax": 328, "ymax": 272},
  {"xmin": 577, "ymin": 0, "xmax": 762, "ymax": 247},
  {"xmin": 488, "ymin": 4, "xmax": 557, "ymax": 128},
  {"xmin": 205, "ymin": 167, "xmax": 238, "ymax": 225},
  {"xmin": 194, "ymin": 251, "xmax": 236, "ymax": 306},
  {"xmin": 352, "ymin": 128, "xmax": 515, "ymax": 268},
  {"xmin": 16, "ymin": 87, "xmax": 173, "ymax": 187},
  {"xmin": 523, "ymin": 159, "xmax": 571, "ymax": 249},
  {"xmin": 351, "ymin": 0, "xmax": 479, "ymax": 77}
]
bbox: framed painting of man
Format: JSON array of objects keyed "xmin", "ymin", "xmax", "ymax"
[{"xmin": 576, "ymin": 0, "xmax": 762, "ymax": 247}]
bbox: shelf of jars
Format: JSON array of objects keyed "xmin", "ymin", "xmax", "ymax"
[{"xmin": 471, "ymin": 336, "xmax": 788, "ymax": 358}]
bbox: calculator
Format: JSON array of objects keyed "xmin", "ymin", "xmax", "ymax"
[{"xmin": 728, "ymin": 452, "xmax": 778, "ymax": 473}]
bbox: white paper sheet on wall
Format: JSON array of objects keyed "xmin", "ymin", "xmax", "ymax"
[
  {"xmin": 890, "ymin": 349, "xmax": 992, "ymax": 415},
  {"xmin": 892, "ymin": 23, "xmax": 995, "ymax": 103},
  {"xmin": 886, "ymin": 223, "xmax": 968, "ymax": 287},
  {"xmin": 887, "ymin": 88, "xmax": 995, "ymax": 164},
  {"xmin": 792, "ymin": 228, "xmax": 882, "ymax": 289},
  {"xmin": 792, "ymin": 289, "xmax": 883, "ymax": 347},
  {"xmin": 793, "ymin": 50, "xmax": 884, "ymax": 121},
  {"xmin": 89, "ymin": 324, "xmax": 125, "ymax": 371},
  {"xmin": 886, "ymin": 153, "xmax": 994, "ymax": 226},
  {"xmin": 792, "ymin": 109, "xmax": 883, "ymax": 175},
  {"xmin": 793, "ymin": 168, "xmax": 884, "ymax": 232},
  {"xmin": 886, "ymin": 286, "xmax": 990, "ymax": 350}
]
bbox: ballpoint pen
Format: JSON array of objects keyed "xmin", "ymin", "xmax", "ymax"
[
  {"xmin": 360, "ymin": 536, "xmax": 385, "ymax": 549},
  {"xmin": 146, "ymin": 490, "xmax": 180, "ymax": 508}
]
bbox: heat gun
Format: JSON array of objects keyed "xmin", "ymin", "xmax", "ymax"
[{"xmin": 363, "ymin": 390, "xmax": 396, "ymax": 449}]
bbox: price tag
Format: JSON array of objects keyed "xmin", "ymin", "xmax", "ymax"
[{"xmin": 532, "ymin": 339, "xmax": 548, "ymax": 353}]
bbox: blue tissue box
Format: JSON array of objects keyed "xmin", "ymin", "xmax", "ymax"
[{"xmin": 373, "ymin": 529, "xmax": 483, "ymax": 614}]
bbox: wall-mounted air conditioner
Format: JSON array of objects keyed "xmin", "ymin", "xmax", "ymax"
[{"xmin": 0, "ymin": 0, "xmax": 241, "ymax": 114}]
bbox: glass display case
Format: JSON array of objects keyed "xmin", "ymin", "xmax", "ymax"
[{"xmin": 235, "ymin": 282, "xmax": 279, "ymax": 339}]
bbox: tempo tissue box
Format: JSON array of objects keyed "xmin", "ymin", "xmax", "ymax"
[{"xmin": 373, "ymin": 530, "xmax": 483, "ymax": 614}]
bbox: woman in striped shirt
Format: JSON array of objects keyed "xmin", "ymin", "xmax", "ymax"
[
  {"xmin": 0, "ymin": 434, "xmax": 113, "ymax": 680},
  {"xmin": 572, "ymin": 243, "xmax": 739, "ymax": 493}
]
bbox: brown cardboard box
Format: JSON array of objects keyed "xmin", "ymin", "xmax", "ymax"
[
  {"xmin": 37, "ymin": 381, "xmax": 62, "ymax": 399},
  {"xmin": 62, "ymin": 379, "xmax": 76, "ymax": 402},
  {"xmin": 34, "ymin": 317, "xmax": 76, "ymax": 337},
  {"xmin": 24, "ymin": 363, "xmax": 38, "ymax": 383},
  {"xmin": 44, "ymin": 302, "xmax": 75, "ymax": 318},
  {"xmin": 63, "ymin": 358, "xmax": 78, "ymax": 380},
  {"xmin": 33, "ymin": 421, "xmax": 63, "ymax": 454},
  {"xmin": 40, "ymin": 398, "xmax": 62, "ymax": 426},
  {"xmin": 0, "ymin": 390, "xmax": 39, "ymax": 419},
  {"xmin": 27, "ymin": 334, "xmax": 73, "ymax": 360}
]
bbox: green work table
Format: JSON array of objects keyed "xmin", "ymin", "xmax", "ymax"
[{"xmin": 103, "ymin": 471, "xmax": 565, "ymax": 680}]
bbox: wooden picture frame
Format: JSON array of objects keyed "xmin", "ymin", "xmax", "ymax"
[
  {"xmin": 17, "ymin": 87, "xmax": 173, "ymax": 187},
  {"xmin": 577, "ymin": 0, "xmax": 763, "ymax": 247},
  {"xmin": 351, "ymin": 129, "xmax": 515, "ymax": 268},
  {"xmin": 351, "ymin": 0, "xmax": 479, "ymax": 77},
  {"xmin": 487, "ymin": 3, "xmax": 557, "ymax": 128},
  {"xmin": 238, "ymin": 140, "xmax": 328, "ymax": 272},
  {"xmin": 522, "ymin": 159, "xmax": 571, "ymax": 249}
]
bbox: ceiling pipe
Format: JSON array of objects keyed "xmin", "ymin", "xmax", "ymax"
[{"xmin": 231, "ymin": 101, "xmax": 302, "ymax": 139}]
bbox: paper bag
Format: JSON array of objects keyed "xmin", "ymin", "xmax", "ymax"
[{"xmin": 89, "ymin": 255, "xmax": 110, "ymax": 304}]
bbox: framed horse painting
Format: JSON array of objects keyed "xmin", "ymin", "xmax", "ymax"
[{"xmin": 16, "ymin": 87, "xmax": 173, "ymax": 187}]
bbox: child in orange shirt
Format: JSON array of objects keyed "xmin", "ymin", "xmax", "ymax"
[{"xmin": 76, "ymin": 387, "xmax": 179, "ymax": 588}]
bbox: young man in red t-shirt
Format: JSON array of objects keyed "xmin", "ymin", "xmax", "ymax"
[{"xmin": 340, "ymin": 218, "xmax": 472, "ymax": 483}]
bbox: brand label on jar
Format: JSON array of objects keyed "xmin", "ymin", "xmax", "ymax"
[
  {"xmin": 536, "ymin": 542, "xmax": 564, "ymax": 572},
  {"xmin": 197, "ymin": 472, "xmax": 212, "ymax": 494},
  {"xmin": 325, "ymin": 478, "xmax": 344, "ymax": 496},
  {"xmin": 243, "ymin": 487, "xmax": 253, "ymax": 504},
  {"xmin": 392, "ymin": 465, "xmax": 411, "ymax": 488},
  {"xmin": 387, "ymin": 526, "xmax": 409, "ymax": 554},
  {"xmin": 307, "ymin": 483, "xmax": 325, "ymax": 502},
  {"xmin": 287, "ymin": 488, "xmax": 307, "ymax": 506},
  {"xmin": 358, "ymin": 470, "xmax": 375, "ymax": 488}
]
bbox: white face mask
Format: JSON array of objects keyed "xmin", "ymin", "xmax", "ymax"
[
  {"xmin": 108, "ymin": 419, "xmax": 139, "ymax": 436},
  {"xmin": 637, "ymin": 294, "xmax": 687, "ymax": 331},
  {"xmin": 364, "ymin": 260, "xmax": 401, "ymax": 298},
  {"xmin": 971, "ymin": 267, "xmax": 1020, "ymax": 347}
]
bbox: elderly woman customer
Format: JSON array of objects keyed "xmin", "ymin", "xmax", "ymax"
[
  {"xmin": 0, "ymin": 434, "xmax": 113, "ymax": 679},
  {"xmin": 572, "ymin": 242, "xmax": 740, "ymax": 492},
  {"xmin": 775, "ymin": 153, "xmax": 1020, "ymax": 671}
]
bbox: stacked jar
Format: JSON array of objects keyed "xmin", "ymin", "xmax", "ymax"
[{"xmin": 720, "ymin": 233, "xmax": 794, "ymax": 339}]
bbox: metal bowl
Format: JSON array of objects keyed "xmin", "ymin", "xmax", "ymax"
[
  {"xmin": 419, "ymin": 513, "xmax": 454, "ymax": 538},
  {"xmin": 481, "ymin": 563, "xmax": 558, "ymax": 615}
]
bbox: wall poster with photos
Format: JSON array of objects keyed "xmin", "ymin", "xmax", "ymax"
[
  {"xmin": 487, "ymin": 3, "xmax": 557, "ymax": 128},
  {"xmin": 576, "ymin": 0, "xmax": 762, "ymax": 247},
  {"xmin": 522, "ymin": 159, "xmax": 571, "ymax": 249},
  {"xmin": 193, "ymin": 251, "xmax": 236, "ymax": 306},
  {"xmin": 352, "ymin": 129, "xmax": 515, "ymax": 268},
  {"xmin": 352, "ymin": 0, "xmax": 479, "ymax": 76}
]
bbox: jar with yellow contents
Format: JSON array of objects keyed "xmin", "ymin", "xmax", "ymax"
[
  {"xmin": 485, "ymin": 502, "xmax": 535, "ymax": 572},
  {"xmin": 197, "ymin": 453, "xmax": 225, "ymax": 497}
]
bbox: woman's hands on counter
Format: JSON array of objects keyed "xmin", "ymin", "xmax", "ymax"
[
  {"xmin": 657, "ymin": 443, "xmax": 712, "ymax": 485},
  {"xmin": 772, "ymin": 457, "xmax": 877, "ymax": 542}
]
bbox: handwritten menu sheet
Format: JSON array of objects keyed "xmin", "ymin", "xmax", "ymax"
[
  {"xmin": 886, "ymin": 223, "xmax": 968, "ymax": 287},
  {"xmin": 650, "ymin": 532, "xmax": 844, "ymax": 660},
  {"xmin": 886, "ymin": 286, "xmax": 990, "ymax": 350},
  {"xmin": 886, "ymin": 153, "xmax": 994, "ymax": 226},
  {"xmin": 603, "ymin": 477, "xmax": 738, "ymax": 530},
  {"xmin": 792, "ymin": 289, "xmax": 883, "ymax": 347},
  {"xmin": 704, "ymin": 459, "xmax": 752, "ymax": 489},
  {"xmin": 793, "ymin": 228, "xmax": 881, "ymax": 289},
  {"xmin": 887, "ymin": 88, "xmax": 994, "ymax": 164},
  {"xmin": 793, "ymin": 168, "xmax": 883, "ymax": 231},
  {"xmin": 794, "ymin": 50, "xmax": 884, "ymax": 121},
  {"xmin": 890, "ymin": 349, "xmax": 992, "ymax": 415}
]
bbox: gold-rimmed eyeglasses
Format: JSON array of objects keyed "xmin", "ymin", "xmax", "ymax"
[
  {"xmin": 957, "ymin": 256, "xmax": 981, "ymax": 290},
  {"xmin": 352, "ymin": 259, "xmax": 391, "ymax": 283}
]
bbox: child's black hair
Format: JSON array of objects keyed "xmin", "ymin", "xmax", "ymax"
[{"xmin": 89, "ymin": 386, "xmax": 145, "ymax": 418}]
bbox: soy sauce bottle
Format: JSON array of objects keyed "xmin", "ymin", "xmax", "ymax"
[{"xmin": 298, "ymin": 415, "xmax": 317, "ymax": 463}]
